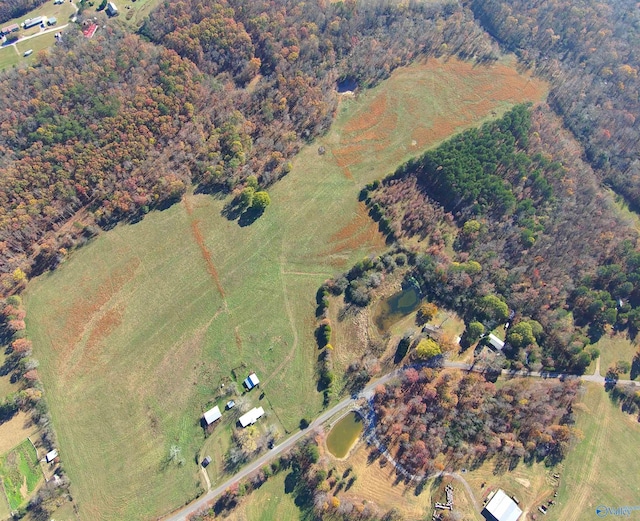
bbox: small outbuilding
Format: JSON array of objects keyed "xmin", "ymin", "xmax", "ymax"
[
  {"xmin": 1, "ymin": 24, "xmax": 19, "ymax": 35},
  {"xmin": 243, "ymin": 372, "xmax": 260, "ymax": 390},
  {"xmin": 45, "ymin": 449, "xmax": 58, "ymax": 463},
  {"xmin": 226, "ymin": 400, "xmax": 236, "ymax": 410},
  {"xmin": 487, "ymin": 333, "xmax": 505, "ymax": 351},
  {"xmin": 482, "ymin": 489, "xmax": 522, "ymax": 521},
  {"xmin": 106, "ymin": 2, "xmax": 118, "ymax": 16},
  {"xmin": 203, "ymin": 405, "xmax": 222, "ymax": 426},
  {"xmin": 47, "ymin": 17, "xmax": 57, "ymax": 26},
  {"xmin": 239, "ymin": 407, "xmax": 264, "ymax": 428},
  {"xmin": 201, "ymin": 456, "xmax": 212, "ymax": 468}
]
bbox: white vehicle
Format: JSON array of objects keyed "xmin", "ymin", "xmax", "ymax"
[{"xmin": 23, "ymin": 49, "xmax": 33, "ymax": 57}]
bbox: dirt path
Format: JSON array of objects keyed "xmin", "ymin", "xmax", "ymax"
[
  {"xmin": 260, "ymin": 255, "xmax": 299, "ymax": 388},
  {"xmin": 183, "ymin": 197, "xmax": 226, "ymax": 302}
]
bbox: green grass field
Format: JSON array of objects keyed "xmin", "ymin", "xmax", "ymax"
[
  {"xmin": 0, "ymin": 440, "xmax": 42, "ymax": 510},
  {"xmin": 24, "ymin": 57, "xmax": 546, "ymax": 521},
  {"xmin": 16, "ymin": 31, "xmax": 57, "ymax": 60},
  {"xmin": 553, "ymin": 384, "xmax": 640, "ymax": 520},
  {"xmin": 117, "ymin": 0, "xmax": 163, "ymax": 29},
  {"xmin": 229, "ymin": 472, "xmax": 300, "ymax": 521},
  {"xmin": 593, "ymin": 334, "xmax": 637, "ymax": 379},
  {"xmin": 0, "ymin": 46, "xmax": 19, "ymax": 71}
]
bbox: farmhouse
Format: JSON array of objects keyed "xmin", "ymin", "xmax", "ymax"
[
  {"xmin": 1, "ymin": 24, "xmax": 19, "ymax": 36},
  {"xmin": 203, "ymin": 405, "xmax": 222, "ymax": 426},
  {"xmin": 106, "ymin": 2, "xmax": 118, "ymax": 16},
  {"xmin": 45, "ymin": 449, "xmax": 58, "ymax": 463},
  {"xmin": 243, "ymin": 372, "xmax": 260, "ymax": 390},
  {"xmin": 487, "ymin": 333, "xmax": 505, "ymax": 351},
  {"xmin": 239, "ymin": 407, "xmax": 264, "ymax": 427},
  {"xmin": 482, "ymin": 489, "xmax": 522, "ymax": 521},
  {"xmin": 23, "ymin": 16, "xmax": 45, "ymax": 29}
]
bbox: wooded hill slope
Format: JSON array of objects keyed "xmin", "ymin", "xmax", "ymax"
[{"xmin": 0, "ymin": 0, "xmax": 500, "ymax": 294}]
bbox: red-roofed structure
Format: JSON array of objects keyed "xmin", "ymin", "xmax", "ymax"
[
  {"xmin": 82, "ymin": 23, "xmax": 98, "ymax": 38},
  {"xmin": 1, "ymin": 23, "xmax": 19, "ymax": 35}
]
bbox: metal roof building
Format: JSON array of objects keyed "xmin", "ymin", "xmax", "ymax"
[
  {"xmin": 239, "ymin": 407, "xmax": 264, "ymax": 428},
  {"xmin": 482, "ymin": 490, "xmax": 522, "ymax": 521},
  {"xmin": 243, "ymin": 372, "xmax": 260, "ymax": 390},
  {"xmin": 487, "ymin": 333, "xmax": 505, "ymax": 351},
  {"xmin": 203, "ymin": 405, "xmax": 222, "ymax": 425},
  {"xmin": 45, "ymin": 449, "xmax": 58, "ymax": 463}
]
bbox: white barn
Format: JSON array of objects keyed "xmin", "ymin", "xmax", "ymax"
[
  {"xmin": 482, "ymin": 489, "xmax": 522, "ymax": 521},
  {"xmin": 239, "ymin": 407, "xmax": 264, "ymax": 428},
  {"xmin": 203, "ymin": 405, "xmax": 222, "ymax": 425}
]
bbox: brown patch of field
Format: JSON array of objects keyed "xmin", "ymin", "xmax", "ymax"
[
  {"xmin": 330, "ymin": 56, "xmax": 547, "ymax": 185},
  {"xmin": 344, "ymin": 92, "xmax": 389, "ymax": 133},
  {"xmin": 0, "ymin": 412, "xmax": 38, "ymax": 454},
  {"xmin": 325, "ymin": 202, "xmax": 387, "ymax": 256},
  {"xmin": 55, "ymin": 260, "xmax": 139, "ymax": 377},
  {"xmin": 234, "ymin": 326, "xmax": 243, "ymax": 351},
  {"xmin": 334, "ymin": 443, "xmax": 432, "ymax": 518},
  {"xmin": 184, "ymin": 197, "xmax": 226, "ymax": 300},
  {"xmin": 86, "ymin": 307, "xmax": 123, "ymax": 354}
]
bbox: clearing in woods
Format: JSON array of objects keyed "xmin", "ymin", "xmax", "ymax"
[{"xmin": 24, "ymin": 56, "xmax": 546, "ymax": 521}]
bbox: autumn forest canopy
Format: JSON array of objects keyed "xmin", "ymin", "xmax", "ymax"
[{"xmin": 0, "ymin": 0, "xmax": 500, "ymax": 293}]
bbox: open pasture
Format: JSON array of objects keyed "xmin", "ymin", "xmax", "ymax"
[{"xmin": 24, "ymin": 57, "xmax": 546, "ymax": 520}]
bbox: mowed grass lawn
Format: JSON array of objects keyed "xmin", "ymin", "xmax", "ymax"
[
  {"xmin": 593, "ymin": 333, "xmax": 637, "ymax": 379},
  {"xmin": 24, "ymin": 57, "xmax": 546, "ymax": 521},
  {"xmin": 0, "ymin": 45, "xmax": 19, "ymax": 71},
  {"xmin": 552, "ymin": 384, "xmax": 640, "ymax": 521}
]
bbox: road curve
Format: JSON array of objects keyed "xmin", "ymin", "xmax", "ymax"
[{"xmin": 159, "ymin": 358, "xmax": 637, "ymax": 520}]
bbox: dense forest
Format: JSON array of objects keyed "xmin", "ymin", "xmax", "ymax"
[
  {"xmin": 355, "ymin": 105, "xmax": 638, "ymax": 372},
  {"xmin": 465, "ymin": 0, "xmax": 640, "ymax": 210},
  {"xmin": 0, "ymin": 0, "xmax": 502, "ymax": 294},
  {"xmin": 372, "ymin": 369, "xmax": 580, "ymax": 475}
]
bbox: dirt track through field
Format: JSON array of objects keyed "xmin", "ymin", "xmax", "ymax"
[{"xmin": 183, "ymin": 197, "xmax": 226, "ymax": 300}]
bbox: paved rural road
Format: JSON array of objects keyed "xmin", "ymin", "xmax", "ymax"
[{"xmin": 160, "ymin": 358, "xmax": 638, "ymax": 520}]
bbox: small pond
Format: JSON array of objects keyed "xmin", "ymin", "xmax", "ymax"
[
  {"xmin": 337, "ymin": 77, "xmax": 358, "ymax": 93},
  {"xmin": 326, "ymin": 411, "xmax": 364, "ymax": 458},
  {"xmin": 373, "ymin": 287, "xmax": 421, "ymax": 332}
]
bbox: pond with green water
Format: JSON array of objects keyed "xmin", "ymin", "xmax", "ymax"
[
  {"xmin": 373, "ymin": 287, "xmax": 420, "ymax": 332},
  {"xmin": 326, "ymin": 411, "xmax": 364, "ymax": 458}
]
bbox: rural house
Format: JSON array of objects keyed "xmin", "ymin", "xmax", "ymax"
[
  {"xmin": 203, "ymin": 405, "xmax": 222, "ymax": 426},
  {"xmin": 482, "ymin": 489, "xmax": 522, "ymax": 521},
  {"xmin": 106, "ymin": 2, "xmax": 118, "ymax": 16},
  {"xmin": 243, "ymin": 372, "xmax": 259, "ymax": 390},
  {"xmin": 1, "ymin": 24, "xmax": 19, "ymax": 36},
  {"xmin": 239, "ymin": 407, "xmax": 264, "ymax": 427}
]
